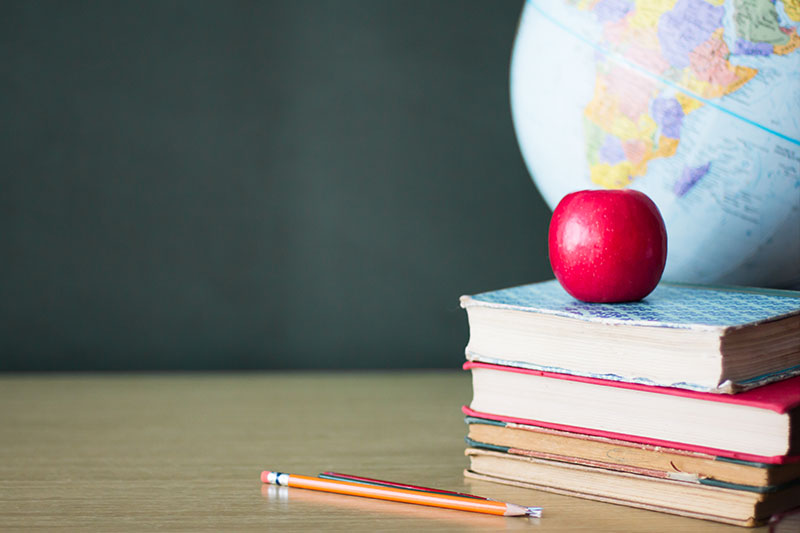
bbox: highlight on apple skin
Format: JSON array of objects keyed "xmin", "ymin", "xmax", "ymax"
[{"xmin": 548, "ymin": 189, "xmax": 668, "ymax": 303}]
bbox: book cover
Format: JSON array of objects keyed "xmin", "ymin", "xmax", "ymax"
[{"xmin": 462, "ymin": 279, "xmax": 800, "ymax": 330}]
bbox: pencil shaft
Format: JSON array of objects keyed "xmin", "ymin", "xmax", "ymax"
[
  {"xmin": 261, "ymin": 471, "xmax": 513, "ymax": 516},
  {"xmin": 319, "ymin": 472, "xmax": 488, "ymax": 500}
]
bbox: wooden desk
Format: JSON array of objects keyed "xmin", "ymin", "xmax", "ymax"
[{"xmin": 0, "ymin": 372, "xmax": 765, "ymax": 531}]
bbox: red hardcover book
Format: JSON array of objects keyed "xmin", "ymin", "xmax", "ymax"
[{"xmin": 463, "ymin": 361, "xmax": 800, "ymax": 464}]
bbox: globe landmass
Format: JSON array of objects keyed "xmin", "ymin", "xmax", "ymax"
[{"xmin": 511, "ymin": 0, "xmax": 800, "ymax": 288}]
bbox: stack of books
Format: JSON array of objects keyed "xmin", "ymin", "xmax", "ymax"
[{"xmin": 459, "ymin": 280, "xmax": 800, "ymax": 527}]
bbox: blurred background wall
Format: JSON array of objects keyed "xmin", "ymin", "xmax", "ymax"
[{"xmin": 0, "ymin": 0, "xmax": 552, "ymax": 370}]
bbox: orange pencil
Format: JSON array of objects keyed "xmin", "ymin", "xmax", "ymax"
[{"xmin": 260, "ymin": 471, "xmax": 542, "ymax": 517}]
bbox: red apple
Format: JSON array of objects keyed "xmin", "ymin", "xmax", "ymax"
[{"xmin": 548, "ymin": 189, "xmax": 667, "ymax": 303}]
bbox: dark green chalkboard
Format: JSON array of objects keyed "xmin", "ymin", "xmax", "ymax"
[{"xmin": 0, "ymin": 0, "xmax": 552, "ymax": 370}]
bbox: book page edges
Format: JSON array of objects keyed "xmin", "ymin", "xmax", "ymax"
[
  {"xmin": 465, "ymin": 352, "xmax": 729, "ymax": 392},
  {"xmin": 463, "ymin": 361, "xmax": 800, "ymax": 413},
  {"xmin": 465, "ymin": 414, "xmax": 784, "ymax": 465},
  {"xmin": 461, "ymin": 405, "xmax": 798, "ymax": 465},
  {"xmin": 462, "ymin": 469, "xmax": 761, "ymax": 527},
  {"xmin": 464, "ymin": 353, "xmax": 800, "ymax": 394}
]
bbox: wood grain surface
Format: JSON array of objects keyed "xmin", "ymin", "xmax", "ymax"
[{"xmin": 0, "ymin": 372, "xmax": 767, "ymax": 531}]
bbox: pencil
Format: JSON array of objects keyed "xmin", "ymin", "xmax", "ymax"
[
  {"xmin": 318, "ymin": 471, "xmax": 488, "ymax": 500},
  {"xmin": 260, "ymin": 471, "xmax": 542, "ymax": 517}
]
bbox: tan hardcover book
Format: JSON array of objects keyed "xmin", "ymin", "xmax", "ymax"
[
  {"xmin": 465, "ymin": 448, "xmax": 800, "ymax": 527},
  {"xmin": 466, "ymin": 416, "xmax": 800, "ymax": 488}
]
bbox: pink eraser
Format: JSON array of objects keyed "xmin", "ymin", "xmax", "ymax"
[{"xmin": 261, "ymin": 471, "xmax": 271, "ymax": 483}]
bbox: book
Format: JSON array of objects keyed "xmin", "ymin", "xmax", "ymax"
[
  {"xmin": 460, "ymin": 280, "xmax": 800, "ymax": 393},
  {"xmin": 464, "ymin": 447, "xmax": 800, "ymax": 527},
  {"xmin": 464, "ymin": 361, "xmax": 800, "ymax": 461},
  {"xmin": 465, "ymin": 416, "xmax": 800, "ymax": 488}
]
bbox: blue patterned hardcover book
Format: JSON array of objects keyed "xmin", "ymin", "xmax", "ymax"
[{"xmin": 460, "ymin": 280, "xmax": 800, "ymax": 393}]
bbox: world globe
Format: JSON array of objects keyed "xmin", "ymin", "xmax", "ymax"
[{"xmin": 511, "ymin": 0, "xmax": 800, "ymax": 288}]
